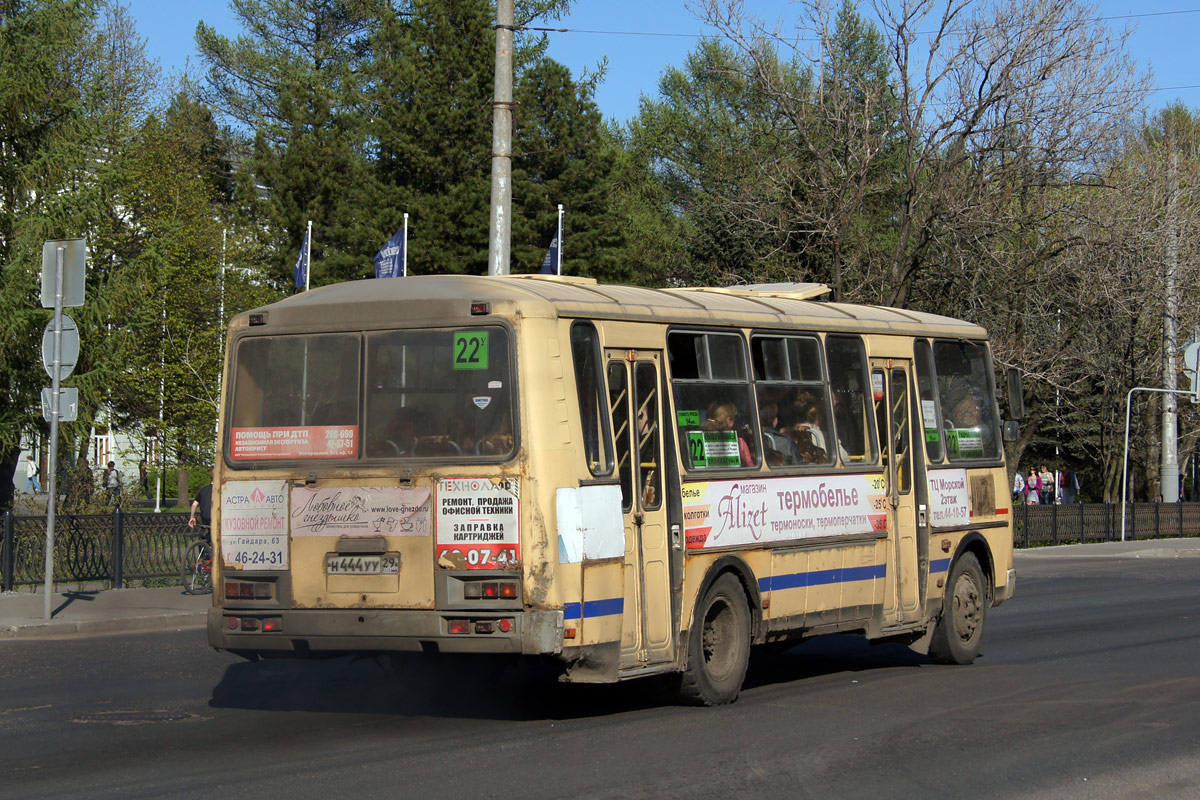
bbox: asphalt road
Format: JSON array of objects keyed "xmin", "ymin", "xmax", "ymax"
[{"xmin": 2, "ymin": 548, "xmax": 1198, "ymax": 799}]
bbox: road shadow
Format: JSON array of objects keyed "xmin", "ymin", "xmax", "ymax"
[
  {"xmin": 743, "ymin": 633, "xmax": 929, "ymax": 693},
  {"xmin": 209, "ymin": 633, "xmax": 937, "ymax": 721},
  {"xmin": 208, "ymin": 652, "xmax": 675, "ymax": 721}
]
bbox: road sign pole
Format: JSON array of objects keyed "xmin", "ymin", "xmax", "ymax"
[{"xmin": 43, "ymin": 246, "xmax": 65, "ymax": 620}]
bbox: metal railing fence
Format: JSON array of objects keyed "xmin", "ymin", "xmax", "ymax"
[
  {"xmin": 1012, "ymin": 501, "xmax": 1200, "ymax": 547},
  {"xmin": 2, "ymin": 509, "xmax": 192, "ymax": 591},
  {"xmin": 4, "ymin": 502, "xmax": 1198, "ymax": 590}
]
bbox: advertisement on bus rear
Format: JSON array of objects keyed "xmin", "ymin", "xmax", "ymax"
[
  {"xmin": 436, "ymin": 477, "xmax": 520, "ymax": 569},
  {"xmin": 290, "ymin": 486, "xmax": 431, "ymax": 537},
  {"xmin": 222, "ymin": 480, "xmax": 289, "ymax": 570},
  {"xmin": 683, "ymin": 474, "xmax": 887, "ymax": 549}
]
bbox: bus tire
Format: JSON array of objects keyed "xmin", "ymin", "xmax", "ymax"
[
  {"xmin": 677, "ymin": 572, "xmax": 751, "ymax": 706},
  {"xmin": 929, "ymin": 552, "xmax": 986, "ymax": 665}
]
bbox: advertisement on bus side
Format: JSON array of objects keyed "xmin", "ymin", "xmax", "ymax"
[{"xmin": 683, "ymin": 473, "xmax": 887, "ymax": 549}]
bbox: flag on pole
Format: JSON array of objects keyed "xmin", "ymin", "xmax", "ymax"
[
  {"xmin": 540, "ymin": 204, "xmax": 564, "ymax": 275},
  {"xmin": 374, "ymin": 228, "xmax": 406, "ymax": 279},
  {"xmin": 293, "ymin": 233, "xmax": 308, "ymax": 289},
  {"xmin": 539, "ymin": 235, "xmax": 559, "ymax": 275}
]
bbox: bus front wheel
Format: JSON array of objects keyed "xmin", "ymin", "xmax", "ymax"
[
  {"xmin": 677, "ymin": 572, "xmax": 751, "ymax": 706},
  {"xmin": 929, "ymin": 552, "xmax": 986, "ymax": 665}
]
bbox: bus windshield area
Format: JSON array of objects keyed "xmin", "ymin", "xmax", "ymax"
[
  {"xmin": 228, "ymin": 327, "xmax": 514, "ymax": 462},
  {"xmin": 928, "ymin": 339, "xmax": 1000, "ymax": 461}
]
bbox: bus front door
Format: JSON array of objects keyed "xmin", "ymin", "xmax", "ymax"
[
  {"xmin": 872, "ymin": 362, "xmax": 922, "ymax": 623},
  {"xmin": 605, "ymin": 351, "xmax": 674, "ymax": 670}
]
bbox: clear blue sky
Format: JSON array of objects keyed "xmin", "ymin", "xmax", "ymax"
[{"xmin": 128, "ymin": 1, "xmax": 1200, "ymax": 124}]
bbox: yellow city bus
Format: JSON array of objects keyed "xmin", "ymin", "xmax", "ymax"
[{"xmin": 208, "ymin": 275, "xmax": 1018, "ymax": 704}]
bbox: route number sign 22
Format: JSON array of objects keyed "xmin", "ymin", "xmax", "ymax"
[{"xmin": 453, "ymin": 331, "xmax": 489, "ymax": 370}]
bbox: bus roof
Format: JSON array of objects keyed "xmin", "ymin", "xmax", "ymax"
[{"xmin": 238, "ymin": 274, "xmax": 988, "ymax": 339}]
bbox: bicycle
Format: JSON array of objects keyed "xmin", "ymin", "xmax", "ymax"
[{"xmin": 181, "ymin": 528, "xmax": 213, "ymax": 595}]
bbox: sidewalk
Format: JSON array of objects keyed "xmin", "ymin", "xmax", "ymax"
[
  {"xmin": 1015, "ymin": 536, "xmax": 1200, "ymax": 559},
  {"xmin": 0, "ymin": 585, "xmax": 210, "ymax": 640},
  {"xmin": 1, "ymin": 538, "xmax": 1196, "ymax": 641}
]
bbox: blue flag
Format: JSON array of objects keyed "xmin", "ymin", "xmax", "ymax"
[
  {"xmin": 293, "ymin": 234, "xmax": 309, "ymax": 289},
  {"xmin": 373, "ymin": 229, "xmax": 406, "ymax": 278},
  {"xmin": 540, "ymin": 234, "xmax": 559, "ymax": 275}
]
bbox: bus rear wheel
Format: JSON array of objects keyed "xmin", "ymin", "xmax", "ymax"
[
  {"xmin": 677, "ymin": 572, "xmax": 750, "ymax": 706},
  {"xmin": 929, "ymin": 552, "xmax": 986, "ymax": 665}
]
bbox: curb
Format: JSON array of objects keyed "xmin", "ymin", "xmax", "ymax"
[{"xmin": 0, "ymin": 612, "xmax": 207, "ymax": 641}]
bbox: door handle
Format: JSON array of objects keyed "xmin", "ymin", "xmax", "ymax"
[{"xmin": 670, "ymin": 523, "xmax": 681, "ymax": 550}]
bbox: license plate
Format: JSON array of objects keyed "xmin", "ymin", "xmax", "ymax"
[{"xmin": 326, "ymin": 553, "xmax": 400, "ymax": 575}]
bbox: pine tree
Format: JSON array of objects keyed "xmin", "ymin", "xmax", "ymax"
[
  {"xmin": 197, "ymin": 0, "xmax": 382, "ymax": 287},
  {"xmin": 511, "ymin": 58, "xmax": 625, "ymax": 280}
]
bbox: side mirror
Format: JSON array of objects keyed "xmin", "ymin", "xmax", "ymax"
[
  {"xmin": 1006, "ymin": 368, "xmax": 1024, "ymax": 421},
  {"xmin": 1003, "ymin": 420, "xmax": 1021, "ymax": 443}
]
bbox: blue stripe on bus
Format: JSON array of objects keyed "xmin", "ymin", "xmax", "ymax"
[
  {"xmin": 931, "ymin": 558, "xmax": 951, "ymax": 574},
  {"xmin": 563, "ymin": 598, "xmax": 625, "ymax": 620},
  {"xmin": 758, "ymin": 563, "xmax": 887, "ymax": 592}
]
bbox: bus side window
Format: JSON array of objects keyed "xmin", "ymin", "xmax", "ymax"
[
  {"xmin": 668, "ymin": 331, "xmax": 759, "ymax": 471},
  {"xmin": 825, "ymin": 335, "xmax": 878, "ymax": 465},
  {"xmin": 607, "ymin": 361, "xmax": 633, "ymax": 511},
  {"xmin": 914, "ymin": 339, "xmax": 945, "ymax": 462},
  {"xmin": 571, "ymin": 322, "xmax": 613, "ymax": 476}
]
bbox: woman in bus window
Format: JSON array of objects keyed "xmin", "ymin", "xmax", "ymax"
[{"xmin": 703, "ymin": 401, "xmax": 756, "ymax": 466}]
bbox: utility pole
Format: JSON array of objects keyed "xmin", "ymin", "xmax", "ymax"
[
  {"xmin": 1162, "ymin": 146, "xmax": 1180, "ymax": 502},
  {"xmin": 487, "ymin": 0, "xmax": 514, "ymax": 276}
]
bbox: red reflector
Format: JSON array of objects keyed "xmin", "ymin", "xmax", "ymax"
[
  {"xmin": 564, "ymin": 627, "xmax": 577, "ymax": 640},
  {"xmin": 497, "ymin": 618, "xmax": 512, "ymax": 633},
  {"xmin": 470, "ymin": 302, "xmax": 490, "ymax": 315},
  {"xmin": 481, "ymin": 582, "xmax": 498, "ymax": 598},
  {"xmin": 448, "ymin": 619, "xmax": 470, "ymax": 634},
  {"xmin": 225, "ymin": 616, "xmax": 239, "ymax": 630},
  {"xmin": 475, "ymin": 621, "xmax": 494, "ymax": 634},
  {"xmin": 498, "ymin": 581, "xmax": 517, "ymax": 599}
]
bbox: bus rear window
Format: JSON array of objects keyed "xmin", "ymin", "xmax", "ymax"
[
  {"xmin": 364, "ymin": 328, "xmax": 514, "ymax": 460},
  {"xmin": 227, "ymin": 327, "xmax": 515, "ymax": 462},
  {"xmin": 229, "ymin": 333, "xmax": 361, "ymax": 460}
]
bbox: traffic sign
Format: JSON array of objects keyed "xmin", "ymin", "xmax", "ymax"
[
  {"xmin": 42, "ymin": 314, "xmax": 79, "ymax": 381},
  {"xmin": 41, "ymin": 387, "xmax": 78, "ymax": 422},
  {"xmin": 40, "ymin": 238, "xmax": 87, "ymax": 308}
]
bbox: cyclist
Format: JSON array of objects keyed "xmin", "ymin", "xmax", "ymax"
[{"xmin": 188, "ymin": 483, "xmax": 213, "ymax": 536}]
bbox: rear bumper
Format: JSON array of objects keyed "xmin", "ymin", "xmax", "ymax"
[{"xmin": 208, "ymin": 607, "xmax": 564, "ymax": 657}]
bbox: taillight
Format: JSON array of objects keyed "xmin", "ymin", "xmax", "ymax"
[
  {"xmin": 463, "ymin": 580, "xmax": 517, "ymax": 600},
  {"xmin": 448, "ymin": 619, "xmax": 470, "ymax": 634},
  {"xmin": 224, "ymin": 580, "xmax": 272, "ymax": 600}
]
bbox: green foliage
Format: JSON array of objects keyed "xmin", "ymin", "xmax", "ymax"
[{"xmin": 511, "ymin": 58, "xmax": 625, "ymax": 279}]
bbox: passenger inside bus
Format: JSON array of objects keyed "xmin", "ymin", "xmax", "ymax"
[
  {"xmin": 758, "ymin": 400, "xmax": 801, "ymax": 465},
  {"xmin": 702, "ymin": 401, "xmax": 756, "ymax": 466}
]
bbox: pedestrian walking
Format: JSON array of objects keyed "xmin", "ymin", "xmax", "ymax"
[
  {"xmin": 1013, "ymin": 470, "xmax": 1026, "ymax": 500},
  {"xmin": 103, "ymin": 461, "xmax": 122, "ymax": 506},
  {"xmin": 139, "ymin": 460, "xmax": 150, "ymax": 499},
  {"xmin": 1038, "ymin": 464, "xmax": 1054, "ymax": 506},
  {"xmin": 1059, "ymin": 466, "xmax": 1081, "ymax": 504},
  {"xmin": 23, "ymin": 454, "xmax": 41, "ymax": 494}
]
